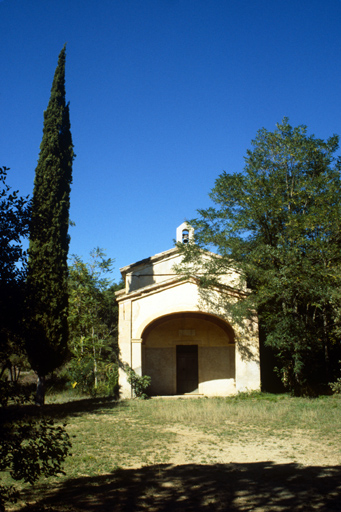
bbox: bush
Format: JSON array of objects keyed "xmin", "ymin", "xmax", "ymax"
[
  {"xmin": 0, "ymin": 386, "xmax": 71, "ymax": 511},
  {"xmin": 330, "ymin": 378, "xmax": 341, "ymax": 394},
  {"xmin": 0, "ymin": 380, "xmax": 34, "ymax": 408},
  {"xmin": 65, "ymin": 356, "xmax": 96, "ymax": 395},
  {"xmin": 123, "ymin": 364, "xmax": 151, "ymax": 399},
  {"xmin": 64, "ymin": 359, "xmax": 120, "ymax": 398}
]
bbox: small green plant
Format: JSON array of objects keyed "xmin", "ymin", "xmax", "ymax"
[
  {"xmin": 123, "ymin": 364, "xmax": 151, "ymax": 399},
  {"xmin": 330, "ymin": 377, "xmax": 341, "ymax": 394}
]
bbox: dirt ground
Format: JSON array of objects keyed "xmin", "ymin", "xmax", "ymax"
[
  {"xmin": 165, "ymin": 424, "xmax": 340, "ymax": 467},
  {"xmin": 25, "ymin": 422, "xmax": 341, "ymax": 512}
]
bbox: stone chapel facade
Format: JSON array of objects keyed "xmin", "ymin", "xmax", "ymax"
[{"xmin": 116, "ymin": 223, "xmax": 260, "ymax": 398}]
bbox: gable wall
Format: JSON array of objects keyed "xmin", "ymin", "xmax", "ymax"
[
  {"xmin": 125, "ymin": 251, "xmax": 181, "ymax": 293},
  {"xmin": 117, "ymin": 249, "xmax": 260, "ymax": 398}
]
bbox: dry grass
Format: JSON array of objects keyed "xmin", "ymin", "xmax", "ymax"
[
  {"xmin": 4, "ymin": 392, "xmax": 341, "ymax": 511},
  {"xmin": 135, "ymin": 393, "xmax": 341, "ymax": 433}
]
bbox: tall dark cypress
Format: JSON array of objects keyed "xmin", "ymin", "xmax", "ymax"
[{"xmin": 26, "ymin": 46, "xmax": 74, "ymax": 403}]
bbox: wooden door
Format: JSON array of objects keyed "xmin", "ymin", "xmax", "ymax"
[{"xmin": 176, "ymin": 345, "xmax": 198, "ymax": 394}]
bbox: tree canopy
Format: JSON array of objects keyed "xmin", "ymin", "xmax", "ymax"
[
  {"xmin": 67, "ymin": 248, "xmax": 121, "ymax": 396},
  {"xmin": 0, "ymin": 166, "xmax": 31, "ymax": 381},
  {"xmin": 179, "ymin": 119, "xmax": 341, "ymax": 395},
  {"xmin": 0, "ymin": 167, "xmax": 71, "ymax": 512}
]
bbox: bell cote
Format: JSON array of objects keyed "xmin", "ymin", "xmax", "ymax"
[{"xmin": 176, "ymin": 222, "xmax": 194, "ymax": 244}]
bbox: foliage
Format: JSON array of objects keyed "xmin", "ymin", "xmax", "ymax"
[
  {"xmin": 0, "ymin": 166, "xmax": 31, "ymax": 384},
  {"xmin": 123, "ymin": 364, "xmax": 151, "ymax": 399},
  {"xmin": 67, "ymin": 249, "xmax": 122, "ymax": 396},
  {"xmin": 177, "ymin": 119, "xmax": 341, "ymax": 395},
  {"xmin": 0, "ymin": 381, "xmax": 34, "ymax": 408},
  {"xmin": 0, "ymin": 386, "xmax": 71, "ymax": 511},
  {"xmin": 102, "ymin": 363, "xmax": 120, "ymax": 397},
  {"xmin": 329, "ymin": 379, "xmax": 341, "ymax": 394},
  {"xmin": 25, "ymin": 46, "xmax": 74, "ymax": 400},
  {"xmin": 0, "ymin": 51, "xmax": 73, "ymax": 511},
  {"xmin": 329, "ymin": 365, "xmax": 341, "ymax": 394}
]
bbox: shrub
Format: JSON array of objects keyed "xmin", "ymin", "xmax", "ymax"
[
  {"xmin": 0, "ymin": 385, "xmax": 71, "ymax": 511},
  {"xmin": 122, "ymin": 364, "xmax": 151, "ymax": 399},
  {"xmin": 330, "ymin": 378, "xmax": 341, "ymax": 394}
]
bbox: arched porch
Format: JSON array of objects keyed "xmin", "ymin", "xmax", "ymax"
[{"xmin": 141, "ymin": 312, "xmax": 236, "ymax": 396}]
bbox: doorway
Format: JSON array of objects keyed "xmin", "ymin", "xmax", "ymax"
[{"xmin": 176, "ymin": 345, "xmax": 198, "ymax": 394}]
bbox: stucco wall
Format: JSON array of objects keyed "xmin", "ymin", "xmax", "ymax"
[{"xmin": 117, "ymin": 249, "xmax": 260, "ymax": 398}]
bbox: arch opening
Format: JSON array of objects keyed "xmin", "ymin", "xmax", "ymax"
[{"xmin": 141, "ymin": 312, "xmax": 236, "ymax": 396}]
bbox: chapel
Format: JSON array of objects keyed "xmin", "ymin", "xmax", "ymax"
[{"xmin": 116, "ymin": 223, "xmax": 260, "ymax": 398}]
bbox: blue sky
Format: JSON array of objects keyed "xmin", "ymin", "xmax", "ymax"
[{"xmin": 1, "ymin": 0, "xmax": 341, "ymax": 282}]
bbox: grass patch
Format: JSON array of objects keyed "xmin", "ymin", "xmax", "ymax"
[
  {"xmin": 137, "ymin": 393, "xmax": 341, "ymax": 436},
  {"xmin": 3, "ymin": 392, "xmax": 341, "ymax": 511}
]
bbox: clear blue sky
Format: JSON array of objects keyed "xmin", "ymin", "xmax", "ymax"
[{"xmin": 1, "ymin": 0, "xmax": 341, "ymax": 283}]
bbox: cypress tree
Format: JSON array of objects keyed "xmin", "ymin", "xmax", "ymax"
[{"xmin": 26, "ymin": 45, "xmax": 74, "ymax": 404}]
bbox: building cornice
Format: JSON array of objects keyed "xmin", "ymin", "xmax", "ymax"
[
  {"xmin": 119, "ymin": 247, "xmax": 179, "ymax": 276},
  {"xmin": 115, "ymin": 274, "xmax": 246, "ymax": 302}
]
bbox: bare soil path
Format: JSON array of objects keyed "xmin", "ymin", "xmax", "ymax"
[
  {"xmin": 14, "ymin": 396, "xmax": 341, "ymax": 512},
  {"xmin": 25, "ymin": 422, "xmax": 341, "ymax": 512}
]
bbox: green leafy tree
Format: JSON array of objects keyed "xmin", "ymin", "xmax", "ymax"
[
  {"xmin": 0, "ymin": 166, "xmax": 31, "ymax": 382},
  {"xmin": 68, "ymin": 249, "xmax": 121, "ymax": 396},
  {"xmin": 25, "ymin": 46, "xmax": 74, "ymax": 404},
  {"xmin": 0, "ymin": 396, "xmax": 71, "ymax": 512},
  {"xmin": 179, "ymin": 119, "xmax": 341, "ymax": 395},
  {"xmin": 0, "ymin": 168, "xmax": 70, "ymax": 512}
]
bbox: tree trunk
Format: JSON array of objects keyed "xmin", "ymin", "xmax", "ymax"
[
  {"xmin": 9, "ymin": 365, "xmax": 21, "ymax": 383},
  {"xmin": 323, "ymin": 310, "xmax": 330, "ymax": 384},
  {"xmin": 92, "ymin": 326, "xmax": 98, "ymax": 389},
  {"xmin": 35, "ymin": 374, "xmax": 45, "ymax": 406},
  {"xmin": 94, "ymin": 357, "xmax": 98, "ymax": 389}
]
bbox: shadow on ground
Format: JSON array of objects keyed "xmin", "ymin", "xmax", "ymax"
[
  {"xmin": 3, "ymin": 397, "xmax": 125, "ymax": 423},
  {"xmin": 22, "ymin": 462, "xmax": 341, "ymax": 512},
  {"xmin": 41, "ymin": 397, "xmax": 124, "ymax": 419}
]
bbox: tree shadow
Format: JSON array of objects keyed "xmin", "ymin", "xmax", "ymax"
[
  {"xmin": 42, "ymin": 397, "xmax": 126, "ymax": 420},
  {"xmin": 22, "ymin": 462, "xmax": 341, "ymax": 512},
  {"xmin": 2, "ymin": 397, "xmax": 125, "ymax": 422}
]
